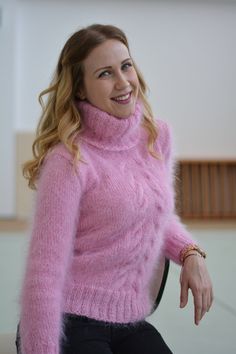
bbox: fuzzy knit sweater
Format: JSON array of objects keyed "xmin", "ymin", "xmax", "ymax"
[{"xmin": 19, "ymin": 99, "xmax": 195, "ymax": 354}]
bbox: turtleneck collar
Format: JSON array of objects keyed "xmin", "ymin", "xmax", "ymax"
[{"xmin": 75, "ymin": 99, "xmax": 144, "ymax": 151}]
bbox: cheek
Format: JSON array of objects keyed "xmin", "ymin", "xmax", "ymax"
[
  {"xmin": 99, "ymin": 83, "xmax": 113, "ymax": 97},
  {"xmin": 86, "ymin": 82, "xmax": 110, "ymax": 102},
  {"xmin": 130, "ymin": 71, "xmax": 139, "ymax": 90},
  {"xmin": 135, "ymin": 78, "xmax": 140, "ymax": 91},
  {"xmin": 97, "ymin": 81, "xmax": 112, "ymax": 95}
]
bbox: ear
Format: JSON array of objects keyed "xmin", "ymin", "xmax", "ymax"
[
  {"xmin": 79, "ymin": 93, "xmax": 86, "ymax": 100},
  {"xmin": 77, "ymin": 89, "xmax": 86, "ymax": 100}
]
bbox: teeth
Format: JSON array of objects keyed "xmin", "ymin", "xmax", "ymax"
[{"xmin": 113, "ymin": 93, "xmax": 130, "ymax": 101}]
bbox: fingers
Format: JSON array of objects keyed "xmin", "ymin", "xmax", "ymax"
[
  {"xmin": 208, "ymin": 284, "xmax": 214, "ymax": 311},
  {"xmin": 192, "ymin": 289, "xmax": 202, "ymax": 325},
  {"xmin": 193, "ymin": 282, "xmax": 213, "ymax": 325},
  {"xmin": 180, "ymin": 278, "xmax": 189, "ymax": 308},
  {"xmin": 205, "ymin": 279, "xmax": 214, "ymax": 313},
  {"xmin": 201, "ymin": 290, "xmax": 208, "ymax": 320}
]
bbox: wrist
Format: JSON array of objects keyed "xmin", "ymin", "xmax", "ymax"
[
  {"xmin": 182, "ymin": 252, "xmax": 203, "ymax": 265},
  {"xmin": 179, "ymin": 244, "xmax": 206, "ymax": 265}
]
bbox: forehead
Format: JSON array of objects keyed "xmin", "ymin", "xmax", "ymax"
[{"xmin": 83, "ymin": 39, "xmax": 130, "ymax": 72}]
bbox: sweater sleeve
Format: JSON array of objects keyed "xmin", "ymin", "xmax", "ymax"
[
  {"xmin": 161, "ymin": 120, "xmax": 196, "ymax": 264},
  {"xmin": 19, "ymin": 151, "xmax": 81, "ymax": 354}
]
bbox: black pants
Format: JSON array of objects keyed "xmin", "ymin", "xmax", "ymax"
[{"xmin": 60, "ymin": 313, "xmax": 173, "ymax": 354}]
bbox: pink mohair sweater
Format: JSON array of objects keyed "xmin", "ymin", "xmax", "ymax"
[{"xmin": 19, "ymin": 99, "xmax": 195, "ymax": 354}]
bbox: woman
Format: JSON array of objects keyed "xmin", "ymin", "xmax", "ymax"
[{"xmin": 17, "ymin": 24, "xmax": 213, "ymax": 354}]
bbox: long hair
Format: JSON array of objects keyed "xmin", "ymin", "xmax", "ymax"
[{"xmin": 22, "ymin": 24, "xmax": 161, "ymax": 190}]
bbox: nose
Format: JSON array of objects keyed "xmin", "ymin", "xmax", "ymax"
[{"xmin": 114, "ymin": 71, "xmax": 130, "ymax": 91}]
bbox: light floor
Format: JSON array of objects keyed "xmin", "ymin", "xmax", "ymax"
[
  {"xmin": 149, "ymin": 223, "xmax": 236, "ymax": 354},
  {"xmin": 0, "ymin": 222, "xmax": 235, "ymax": 354}
]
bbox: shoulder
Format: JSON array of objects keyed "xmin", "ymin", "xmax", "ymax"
[
  {"xmin": 154, "ymin": 117, "xmax": 173, "ymax": 156},
  {"xmin": 37, "ymin": 143, "xmax": 80, "ymax": 185},
  {"xmin": 45, "ymin": 142, "xmax": 75, "ymax": 163},
  {"xmin": 39, "ymin": 141, "xmax": 93, "ymax": 192},
  {"xmin": 43, "ymin": 139, "xmax": 89, "ymax": 169}
]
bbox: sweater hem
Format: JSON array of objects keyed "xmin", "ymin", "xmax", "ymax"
[{"xmin": 62, "ymin": 284, "xmax": 151, "ymax": 324}]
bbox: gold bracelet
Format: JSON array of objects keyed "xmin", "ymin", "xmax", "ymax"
[{"xmin": 179, "ymin": 244, "xmax": 206, "ymax": 264}]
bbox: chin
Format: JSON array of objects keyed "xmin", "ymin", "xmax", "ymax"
[
  {"xmin": 117, "ymin": 104, "xmax": 136, "ymax": 118},
  {"xmin": 114, "ymin": 109, "xmax": 133, "ymax": 119}
]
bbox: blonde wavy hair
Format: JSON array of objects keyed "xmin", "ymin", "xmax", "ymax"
[{"xmin": 23, "ymin": 24, "xmax": 161, "ymax": 190}]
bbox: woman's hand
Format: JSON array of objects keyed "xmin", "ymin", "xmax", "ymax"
[{"xmin": 179, "ymin": 253, "xmax": 214, "ymax": 325}]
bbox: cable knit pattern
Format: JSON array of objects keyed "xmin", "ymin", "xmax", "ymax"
[{"xmin": 18, "ymin": 99, "xmax": 195, "ymax": 354}]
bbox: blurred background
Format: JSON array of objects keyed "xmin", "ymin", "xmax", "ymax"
[{"xmin": 0, "ymin": 0, "xmax": 235, "ymax": 353}]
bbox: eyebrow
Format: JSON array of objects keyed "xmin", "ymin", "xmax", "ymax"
[{"xmin": 93, "ymin": 58, "xmax": 132, "ymax": 75}]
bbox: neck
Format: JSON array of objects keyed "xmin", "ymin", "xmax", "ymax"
[{"xmin": 75, "ymin": 99, "xmax": 144, "ymax": 151}]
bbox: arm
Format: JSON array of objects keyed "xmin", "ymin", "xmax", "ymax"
[
  {"xmin": 19, "ymin": 152, "xmax": 81, "ymax": 354},
  {"xmin": 161, "ymin": 120, "xmax": 196, "ymax": 263},
  {"xmin": 161, "ymin": 120, "xmax": 213, "ymax": 324}
]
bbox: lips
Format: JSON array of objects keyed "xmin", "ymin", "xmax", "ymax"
[{"xmin": 111, "ymin": 91, "xmax": 132, "ymax": 101}]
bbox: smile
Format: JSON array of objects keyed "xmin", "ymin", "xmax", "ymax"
[{"xmin": 111, "ymin": 92, "xmax": 132, "ymax": 104}]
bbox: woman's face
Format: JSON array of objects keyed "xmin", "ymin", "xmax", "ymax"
[{"xmin": 79, "ymin": 39, "xmax": 140, "ymax": 118}]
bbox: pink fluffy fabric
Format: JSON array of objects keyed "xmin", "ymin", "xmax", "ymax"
[{"xmin": 19, "ymin": 99, "xmax": 195, "ymax": 353}]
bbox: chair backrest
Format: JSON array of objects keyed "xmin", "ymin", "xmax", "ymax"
[
  {"xmin": 150, "ymin": 256, "xmax": 170, "ymax": 314},
  {"xmin": 15, "ymin": 324, "xmax": 21, "ymax": 354}
]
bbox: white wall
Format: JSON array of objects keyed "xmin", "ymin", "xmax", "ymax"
[
  {"xmin": 0, "ymin": 0, "xmax": 17, "ymax": 217},
  {"xmin": 1, "ymin": 0, "xmax": 236, "ymax": 216},
  {"xmin": 15, "ymin": 0, "xmax": 236, "ymax": 158}
]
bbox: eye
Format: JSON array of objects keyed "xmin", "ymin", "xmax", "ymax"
[
  {"xmin": 122, "ymin": 62, "xmax": 133, "ymax": 70},
  {"xmin": 98, "ymin": 70, "xmax": 111, "ymax": 78}
]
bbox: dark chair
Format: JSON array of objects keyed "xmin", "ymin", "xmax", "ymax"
[
  {"xmin": 151, "ymin": 257, "xmax": 170, "ymax": 313},
  {"xmin": 15, "ymin": 325, "xmax": 21, "ymax": 354}
]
